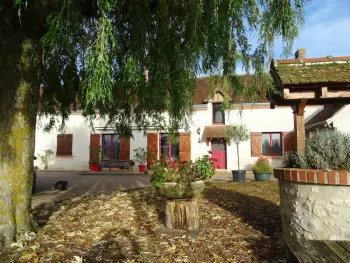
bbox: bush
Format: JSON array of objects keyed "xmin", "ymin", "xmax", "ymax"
[
  {"xmin": 253, "ymin": 156, "xmax": 273, "ymax": 173},
  {"xmin": 150, "ymin": 155, "xmax": 215, "ymax": 188},
  {"xmin": 282, "ymin": 130, "xmax": 350, "ymax": 170},
  {"xmin": 38, "ymin": 149, "xmax": 55, "ymax": 169},
  {"xmin": 133, "ymin": 147, "xmax": 147, "ymax": 165}
]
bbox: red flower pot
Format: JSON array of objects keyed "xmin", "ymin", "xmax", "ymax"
[
  {"xmin": 89, "ymin": 164, "xmax": 101, "ymax": 172},
  {"xmin": 138, "ymin": 164, "xmax": 146, "ymax": 173}
]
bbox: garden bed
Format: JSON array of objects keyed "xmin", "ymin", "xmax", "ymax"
[
  {"xmin": 274, "ymin": 168, "xmax": 350, "ymax": 241},
  {"xmin": 0, "ymin": 182, "xmax": 283, "ymax": 263}
]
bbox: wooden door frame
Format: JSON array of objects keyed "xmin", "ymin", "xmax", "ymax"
[
  {"xmin": 102, "ymin": 134, "xmax": 120, "ymax": 160},
  {"xmin": 211, "ymin": 138, "xmax": 227, "ymax": 169},
  {"xmin": 159, "ymin": 133, "xmax": 180, "ymax": 164}
]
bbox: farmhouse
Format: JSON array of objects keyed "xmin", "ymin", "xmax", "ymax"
[{"xmin": 34, "ymin": 49, "xmax": 350, "ymax": 172}]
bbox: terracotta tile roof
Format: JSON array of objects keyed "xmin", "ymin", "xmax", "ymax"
[
  {"xmin": 271, "ymin": 56, "xmax": 350, "ymax": 86},
  {"xmin": 305, "ymin": 104, "xmax": 345, "ymax": 127},
  {"xmin": 194, "ymin": 76, "xmax": 269, "ymax": 104},
  {"xmin": 203, "ymin": 125, "xmax": 233, "ymax": 138}
]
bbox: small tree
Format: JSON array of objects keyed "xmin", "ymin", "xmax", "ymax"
[
  {"xmin": 226, "ymin": 125, "xmax": 250, "ymax": 170},
  {"xmin": 37, "ymin": 149, "xmax": 55, "ymax": 170},
  {"xmin": 133, "ymin": 147, "xmax": 147, "ymax": 165}
]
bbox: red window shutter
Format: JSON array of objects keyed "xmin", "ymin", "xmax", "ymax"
[
  {"xmin": 250, "ymin": 132, "xmax": 262, "ymax": 157},
  {"xmin": 119, "ymin": 137, "xmax": 130, "ymax": 160},
  {"xmin": 65, "ymin": 134, "xmax": 73, "ymax": 156},
  {"xmin": 179, "ymin": 133, "xmax": 191, "ymax": 162},
  {"xmin": 147, "ymin": 133, "xmax": 158, "ymax": 168},
  {"xmin": 283, "ymin": 131, "xmax": 295, "ymax": 153},
  {"xmin": 90, "ymin": 134, "xmax": 101, "ymax": 162},
  {"xmin": 56, "ymin": 135, "xmax": 64, "ymax": 155}
]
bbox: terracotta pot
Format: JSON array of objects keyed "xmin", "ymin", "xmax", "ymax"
[
  {"xmin": 138, "ymin": 164, "xmax": 146, "ymax": 173},
  {"xmin": 89, "ymin": 164, "xmax": 101, "ymax": 172},
  {"xmin": 155, "ymin": 180, "xmax": 205, "ymax": 199}
]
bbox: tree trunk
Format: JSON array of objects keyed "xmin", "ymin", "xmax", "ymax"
[
  {"xmin": 236, "ymin": 143, "xmax": 240, "ymax": 170},
  {"xmin": 0, "ymin": 29, "xmax": 41, "ymax": 247},
  {"xmin": 165, "ymin": 199, "xmax": 199, "ymax": 231}
]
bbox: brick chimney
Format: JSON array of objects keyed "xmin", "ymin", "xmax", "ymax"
[{"xmin": 295, "ymin": 48, "xmax": 306, "ymax": 60}]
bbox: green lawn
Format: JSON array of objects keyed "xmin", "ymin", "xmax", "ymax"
[{"xmin": 1, "ymin": 181, "xmax": 283, "ymax": 263}]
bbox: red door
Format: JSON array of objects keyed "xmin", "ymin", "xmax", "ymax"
[{"xmin": 211, "ymin": 138, "xmax": 226, "ymax": 169}]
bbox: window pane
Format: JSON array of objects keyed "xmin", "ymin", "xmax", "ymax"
[
  {"xmin": 212, "ymin": 139, "xmax": 219, "ymax": 151},
  {"xmin": 272, "ymin": 133, "xmax": 282, "ymax": 155},
  {"xmin": 103, "ymin": 135, "xmax": 111, "ymax": 160},
  {"xmin": 213, "ymin": 105, "xmax": 224, "ymax": 123},
  {"xmin": 171, "ymin": 143, "xmax": 180, "ymax": 162},
  {"xmin": 262, "ymin": 134, "xmax": 271, "ymax": 155},
  {"xmin": 219, "ymin": 139, "xmax": 225, "ymax": 151},
  {"xmin": 112, "ymin": 135, "xmax": 119, "ymax": 159},
  {"xmin": 160, "ymin": 134, "xmax": 169, "ymax": 161}
]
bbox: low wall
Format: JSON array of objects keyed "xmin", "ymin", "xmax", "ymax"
[{"xmin": 274, "ymin": 168, "xmax": 350, "ymax": 241}]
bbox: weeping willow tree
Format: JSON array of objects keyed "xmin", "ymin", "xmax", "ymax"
[{"xmin": 0, "ymin": 0, "xmax": 307, "ymax": 247}]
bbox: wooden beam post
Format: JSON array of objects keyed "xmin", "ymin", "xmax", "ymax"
[{"xmin": 292, "ymin": 99, "xmax": 307, "ymax": 152}]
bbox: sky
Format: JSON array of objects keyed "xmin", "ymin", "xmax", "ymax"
[{"xmin": 273, "ymin": 0, "xmax": 350, "ymax": 59}]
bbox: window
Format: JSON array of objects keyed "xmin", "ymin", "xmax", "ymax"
[
  {"xmin": 213, "ymin": 104, "xmax": 225, "ymax": 124},
  {"xmin": 56, "ymin": 134, "xmax": 73, "ymax": 156},
  {"xmin": 102, "ymin": 134, "xmax": 120, "ymax": 160},
  {"xmin": 160, "ymin": 134, "xmax": 179, "ymax": 163},
  {"xmin": 262, "ymin": 132, "xmax": 282, "ymax": 156}
]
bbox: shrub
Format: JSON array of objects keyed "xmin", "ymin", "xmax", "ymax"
[
  {"xmin": 150, "ymin": 155, "xmax": 215, "ymax": 187},
  {"xmin": 133, "ymin": 147, "xmax": 147, "ymax": 165},
  {"xmin": 282, "ymin": 130, "xmax": 350, "ymax": 170},
  {"xmin": 89, "ymin": 146, "xmax": 101, "ymax": 165},
  {"xmin": 282, "ymin": 151, "xmax": 308, "ymax": 169},
  {"xmin": 253, "ymin": 156, "xmax": 273, "ymax": 173},
  {"xmin": 38, "ymin": 149, "xmax": 55, "ymax": 169}
]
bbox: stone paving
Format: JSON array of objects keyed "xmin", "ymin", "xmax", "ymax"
[{"xmin": 32, "ymin": 170, "xmax": 276, "ymax": 207}]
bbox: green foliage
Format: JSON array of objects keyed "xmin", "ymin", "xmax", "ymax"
[
  {"xmin": 282, "ymin": 151, "xmax": 308, "ymax": 169},
  {"xmin": 226, "ymin": 124, "xmax": 250, "ymax": 170},
  {"xmin": 89, "ymin": 146, "xmax": 101, "ymax": 165},
  {"xmin": 150, "ymin": 155, "xmax": 215, "ymax": 188},
  {"xmin": 282, "ymin": 130, "xmax": 350, "ymax": 170},
  {"xmin": 37, "ymin": 149, "xmax": 55, "ymax": 169},
  {"xmin": 133, "ymin": 147, "xmax": 147, "ymax": 165},
  {"xmin": 253, "ymin": 157, "xmax": 273, "ymax": 173},
  {"xmin": 226, "ymin": 125, "xmax": 250, "ymax": 146},
  {"xmin": 35, "ymin": 0, "xmax": 306, "ymax": 136}
]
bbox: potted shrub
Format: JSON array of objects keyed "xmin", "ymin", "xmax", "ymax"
[
  {"xmin": 275, "ymin": 130, "xmax": 350, "ymax": 242},
  {"xmin": 151, "ymin": 155, "xmax": 215, "ymax": 230},
  {"xmin": 133, "ymin": 147, "xmax": 147, "ymax": 173},
  {"xmin": 37, "ymin": 149, "xmax": 55, "ymax": 170},
  {"xmin": 253, "ymin": 156, "xmax": 273, "ymax": 181},
  {"xmin": 226, "ymin": 124, "xmax": 250, "ymax": 182},
  {"xmin": 151, "ymin": 155, "xmax": 215, "ymax": 199},
  {"xmin": 89, "ymin": 146, "xmax": 101, "ymax": 171}
]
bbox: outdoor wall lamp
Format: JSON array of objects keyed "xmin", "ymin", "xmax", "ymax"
[{"xmin": 196, "ymin": 127, "xmax": 201, "ymax": 143}]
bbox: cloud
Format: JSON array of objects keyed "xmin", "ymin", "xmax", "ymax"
[{"xmin": 274, "ymin": 0, "xmax": 350, "ymax": 58}]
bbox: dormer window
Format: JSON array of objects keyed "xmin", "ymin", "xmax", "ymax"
[{"xmin": 213, "ymin": 103, "xmax": 225, "ymax": 124}]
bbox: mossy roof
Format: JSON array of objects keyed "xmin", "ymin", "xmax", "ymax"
[{"xmin": 271, "ymin": 56, "xmax": 350, "ymax": 86}]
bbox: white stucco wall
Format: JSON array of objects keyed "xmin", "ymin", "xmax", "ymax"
[
  {"xmin": 35, "ymin": 114, "xmax": 91, "ymax": 170},
  {"xmin": 332, "ymin": 105, "xmax": 350, "ymax": 134},
  {"xmin": 279, "ymin": 180, "xmax": 350, "ymax": 241},
  {"xmin": 34, "ymin": 104, "xmax": 320, "ymax": 171},
  {"xmin": 190, "ymin": 104, "xmax": 319, "ymax": 170}
]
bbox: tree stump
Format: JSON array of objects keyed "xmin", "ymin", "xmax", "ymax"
[{"xmin": 165, "ymin": 198, "xmax": 199, "ymax": 231}]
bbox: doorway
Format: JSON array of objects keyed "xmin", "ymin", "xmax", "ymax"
[{"xmin": 211, "ymin": 138, "xmax": 227, "ymax": 169}]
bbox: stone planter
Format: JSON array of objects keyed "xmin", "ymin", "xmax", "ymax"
[
  {"xmin": 274, "ymin": 168, "xmax": 350, "ymax": 241},
  {"xmin": 254, "ymin": 172, "xmax": 272, "ymax": 181},
  {"xmin": 155, "ymin": 180, "xmax": 205, "ymax": 200}
]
